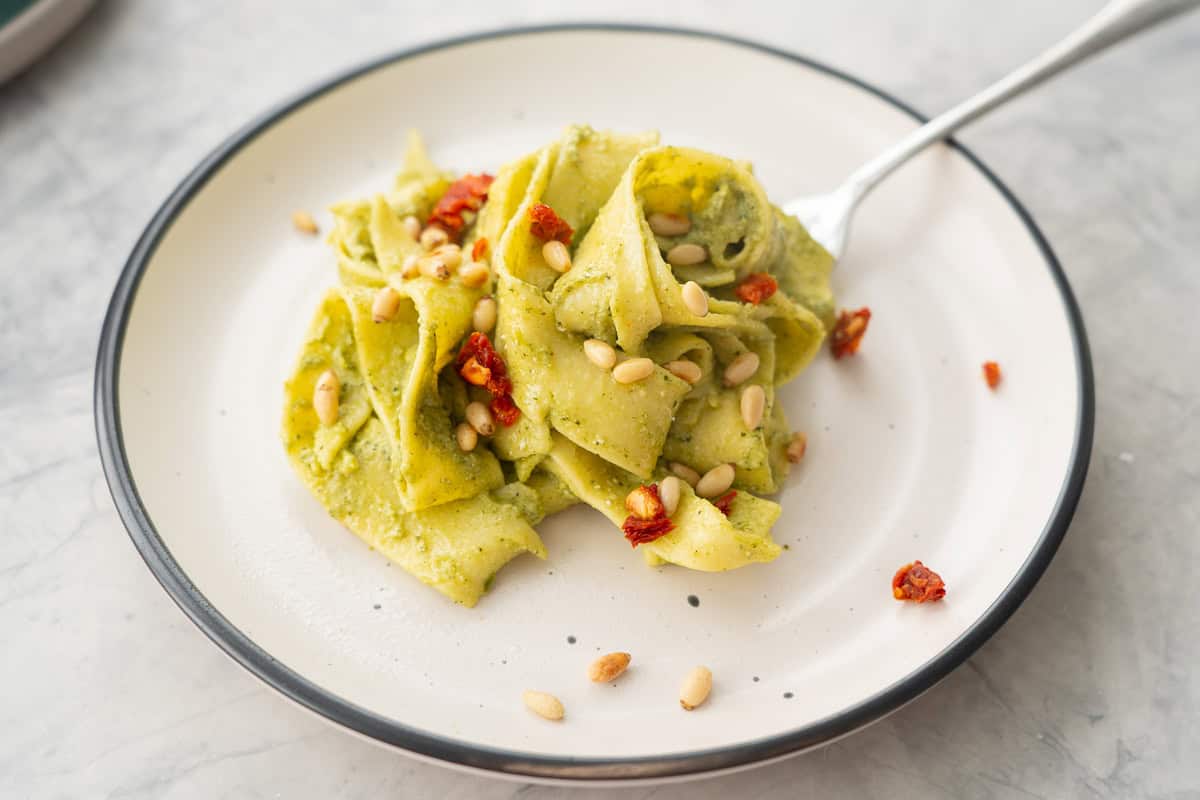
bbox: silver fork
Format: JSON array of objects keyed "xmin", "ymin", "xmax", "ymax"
[{"xmin": 784, "ymin": 0, "xmax": 1200, "ymax": 260}]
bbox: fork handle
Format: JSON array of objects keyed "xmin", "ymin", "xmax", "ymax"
[{"xmin": 843, "ymin": 0, "xmax": 1200, "ymax": 201}]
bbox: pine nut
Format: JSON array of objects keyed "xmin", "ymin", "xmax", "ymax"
[
  {"xmin": 648, "ymin": 212, "xmax": 691, "ymax": 237},
  {"xmin": 401, "ymin": 254, "xmax": 421, "ymax": 279},
  {"xmin": 522, "ymin": 690, "xmax": 564, "ymax": 721},
  {"xmin": 695, "ymin": 463, "xmax": 734, "ymax": 498},
  {"xmin": 371, "ymin": 286, "xmax": 402, "ymax": 322},
  {"xmin": 455, "ymin": 422, "xmax": 478, "ymax": 452},
  {"xmin": 420, "ymin": 256, "xmax": 451, "ymax": 280},
  {"xmin": 542, "ymin": 240, "xmax": 572, "ymax": 273},
  {"xmin": 723, "ymin": 352, "xmax": 760, "ymax": 387},
  {"xmin": 665, "ymin": 359, "xmax": 702, "ymax": 384},
  {"xmin": 667, "ymin": 243, "xmax": 707, "ymax": 266},
  {"xmin": 612, "ymin": 357, "xmax": 655, "ymax": 384},
  {"xmin": 313, "ymin": 370, "xmax": 339, "ymax": 425},
  {"xmin": 588, "ymin": 652, "xmax": 632, "ymax": 683},
  {"xmin": 659, "ymin": 476, "xmax": 682, "ymax": 516},
  {"xmin": 583, "ymin": 339, "xmax": 617, "ymax": 370},
  {"xmin": 786, "ymin": 432, "xmax": 808, "ymax": 463},
  {"xmin": 679, "ymin": 666, "xmax": 712, "ymax": 710},
  {"xmin": 459, "ymin": 262, "xmax": 490, "ymax": 288},
  {"xmin": 402, "ymin": 215, "xmax": 421, "ymax": 240},
  {"xmin": 465, "ymin": 401, "xmax": 495, "ymax": 436},
  {"xmin": 669, "ymin": 462, "xmax": 701, "ymax": 487},
  {"xmin": 433, "ymin": 243, "xmax": 463, "ymax": 269},
  {"xmin": 680, "ymin": 281, "xmax": 709, "ymax": 317},
  {"xmin": 740, "ymin": 384, "xmax": 765, "ymax": 430},
  {"xmin": 472, "ymin": 296, "xmax": 497, "ymax": 332},
  {"xmin": 292, "ymin": 210, "xmax": 318, "ymax": 235},
  {"xmin": 420, "ymin": 226, "xmax": 448, "ymax": 250}
]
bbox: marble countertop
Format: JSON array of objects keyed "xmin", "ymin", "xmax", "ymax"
[{"xmin": 3, "ymin": 1, "xmax": 1198, "ymax": 797}]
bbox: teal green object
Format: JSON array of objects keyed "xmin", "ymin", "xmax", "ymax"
[{"xmin": 0, "ymin": 0, "xmax": 38, "ymax": 29}]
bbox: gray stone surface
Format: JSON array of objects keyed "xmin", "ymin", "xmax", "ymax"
[{"xmin": 2, "ymin": 1, "xmax": 1198, "ymax": 797}]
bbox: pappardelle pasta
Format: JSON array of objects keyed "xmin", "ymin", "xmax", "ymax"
[{"xmin": 282, "ymin": 126, "xmax": 835, "ymax": 606}]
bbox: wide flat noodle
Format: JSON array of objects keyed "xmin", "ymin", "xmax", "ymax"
[
  {"xmin": 284, "ymin": 417, "xmax": 545, "ymax": 607},
  {"xmin": 551, "ymin": 146, "xmax": 828, "ymax": 363},
  {"xmin": 329, "ymin": 131, "xmax": 453, "ymax": 289},
  {"xmin": 542, "ymin": 435, "xmax": 781, "ymax": 571},
  {"xmin": 493, "ymin": 273, "xmax": 691, "ymax": 478},
  {"xmin": 283, "ymin": 283, "xmax": 502, "ymax": 514},
  {"xmin": 541, "ymin": 125, "xmax": 660, "ymax": 243},
  {"xmin": 489, "ymin": 126, "xmax": 688, "ymax": 477}
]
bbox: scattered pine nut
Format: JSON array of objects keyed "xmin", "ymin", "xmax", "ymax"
[
  {"xmin": 659, "ymin": 476, "xmax": 682, "ymax": 516},
  {"xmin": 648, "ymin": 212, "xmax": 691, "ymax": 237},
  {"xmin": 588, "ymin": 652, "xmax": 632, "ymax": 683},
  {"xmin": 666, "ymin": 242, "xmax": 707, "ymax": 266},
  {"xmin": 681, "ymin": 281, "xmax": 709, "ymax": 317},
  {"xmin": 371, "ymin": 286, "xmax": 402, "ymax": 323},
  {"xmin": 313, "ymin": 370, "xmax": 339, "ymax": 425},
  {"xmin": 402, "ymin": 215, "xmax": 421, "ymax": 240},
  {"xmin": 584, "ymin": 339, "xmax": 617, "ymax": 370},
  {"xmin": 472, "ymin": 297, "xmax": 497, "ymax": 332},
  {"xmin": 543, "ymin": 239, "xmax": 572, "ymax": 273},
  {"xmin": 459, "ymin": 262, "xmax": 490, "ymax": 288},
  {"xmin": 740, "ymin": 384, "xmax": 765, "ymax": 430},
  {"xmin": 669, "ymin": 462, "xmax": 701, "ymax": 488},
  {"xmin": 679, "ymin": 666, "xmax": 712, "ymax": 710},
  {"xmin": 786, "ymin": 432, "xmax": 807, "ymax": 463},
  {"xmin": 465, "ymin": 401, "xmax": 495, "ymax": 436},
  {"xmin": 292, "ymin": 210, "xmax": 318, "ymax": 235},
  {"xmin": 612, "ymin": 357, "xmax": 655, "ymax": 384},
  {"xmin": 723, "ymin": 352, "xmax": 760, "ymax": 387},
  {"xmin": 665, "ymin": 359, "xmax": 702, "ymax": 384},
  {"xmin": 522, "ymin": 690, "xmax": 564, "ymax": 721},
  {"xmin": 420, "ymin": 226, "xmax": 449, "ymax": 250},
  {"xmin": 455, "ymin": 422, "xmax": 478, "ymax": 452},
  {"xmin": 695, "ymin": 463, "xmax": 735, "ymax": 498}
]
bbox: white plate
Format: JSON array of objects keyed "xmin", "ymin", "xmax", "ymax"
[{"xmin": 96, "ymin": 27, "xmax": 1093, "ymax": 784}]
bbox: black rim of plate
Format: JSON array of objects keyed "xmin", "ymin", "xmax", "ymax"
[{"xmin": 94, "ymin": 24, "xmax": 1095, "ymax": 782}]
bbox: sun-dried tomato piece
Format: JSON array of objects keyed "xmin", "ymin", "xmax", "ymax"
[
  {"xmin": 428, "ymin": 174, "xmax": 493, "ymax": 241},
  {"xmin": 625, "ymin": 484, "xmax": 665, "ymax": 520},
  {"xmin": 490, "ymin": 394, "xmax": 520, "ymax": 427},
  {"xmin": 622, "ymin": 515, "xmax": 675, "ymax": 546},
  {"xmin": 735, "ymin": 273, "xmax": 778, "ymax": 305},
  {"xmin": 471, "ymin": 237, "xmax": 489, "ymax": 261},
  {"xmin": 456, "ymin": 333, "xmax": 503, "ymax": 381},
  {"xmin": 459, "ymin": 357, "xmax": 491, "ymax": 387},
  {"xmin": 621, "ymin": 483, "xmax": 674, "ymax": 546},
  {"xmin": 982, "ymin": 361, "xmax": 1002, "ymax": 389},
  {"xmin": 892, "ymin": 560, "xmax": 946, "ymax": 603},
  {"xmin": 831, "ymin": 307, "xmax": 871, "ymax": 359},
  {"xmin": 713, "ymin": 490, "xmax": 737, "ymax": 517},
  {"xmin": 528, "ymin": 203, "xmax": 573, "ymax": 244},
  {"xmin": 456, "ymin": 332, "xmax": 520, "ymax": 426}
]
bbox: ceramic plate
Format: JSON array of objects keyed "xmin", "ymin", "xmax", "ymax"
[{"xmin": 96, "ymin": 26, "xmax": 1093, "ymax": 784}]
